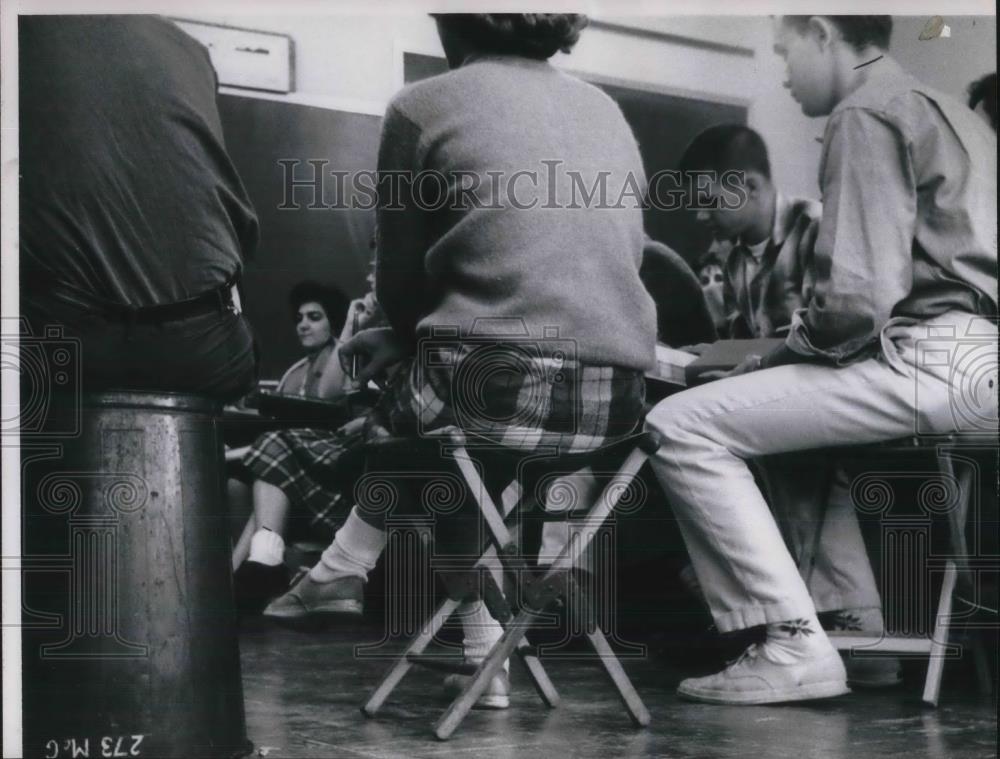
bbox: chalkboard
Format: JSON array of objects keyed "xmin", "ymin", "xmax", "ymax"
[
  {"xmin": 403, "ymin": 53, "xmax": 747, "ymax": 263},
  {"xmin": 596, "ymin": 81, "xmax": 747, "ymax": 262},
  {"xmin": 217, "ymin": 94, "xmax": 380, "ymax": 379}
]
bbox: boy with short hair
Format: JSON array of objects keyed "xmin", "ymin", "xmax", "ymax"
[
  {"xmin": 678, "ymin": 124, "xmax": 901, "ymax": 688},
  {"xmin": 645, "ymin": 15, "xmax": 997, "ymax": 705},
  {"xmin": 680, "ymin": 124, "xmax": 820, "ymax": 339}
]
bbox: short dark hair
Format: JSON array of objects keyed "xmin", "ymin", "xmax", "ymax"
[
  {"xmin": 782, "ymin": 16, "xmax": 893, "ymax": 51},
  {"xmin": 288, "ymin": 281, "xmax": 349, "ymax": 335},
  {"xmin": 968, "ymin": 72, "xmax": 997, "ymax": 131},
  {"xmin": 678, "ymin": 124, "xmax": 772, "ymax": 180},
  {"xmin": 432, "ymin": 14, "xmax": 588, "ymax": 60}
]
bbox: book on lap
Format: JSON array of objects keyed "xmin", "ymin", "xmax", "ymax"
[
  {"xmin": 684, "ymin": 338, "xmax": 785, "ymax": 386},
  {"xmin": 647, "ymin": 343, "xmax": 698, "ymax": 387}
]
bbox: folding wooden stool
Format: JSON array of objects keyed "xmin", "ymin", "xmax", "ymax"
[
  {"xmin": 806, "ymin": 435, "xmax": 994, "ymax": 706},
  {"xmin": 361, "ymin": 428, "xmax": 660, "ymax": 740}
]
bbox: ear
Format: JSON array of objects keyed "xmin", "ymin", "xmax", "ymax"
[
  {"xmin": 744, "ymin": 170, "xmax": 771, "ymax": 198},
  {"xmin": 807, "ymin": 16, "xmax": 837, "ymax": 50},
  {"xmin": 744, "ymin": 171, "xmax": 768, "ymax": 196}
]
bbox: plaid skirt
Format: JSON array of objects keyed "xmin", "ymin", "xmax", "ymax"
[
  {"xmin": 241, "ymin": 419, "xmax": 368, "ymax": 537},
  {"xmin": 242, "ymin": 344, "xmax": 645, "ymax": 535},
  {"xmin": 379, "ymin": 344, "xmax": 646, "ymax": 453}
]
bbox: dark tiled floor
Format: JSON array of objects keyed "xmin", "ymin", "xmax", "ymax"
[{"xmin": 237, "ymin": 620, "xmax": 997, "ymax": 759}]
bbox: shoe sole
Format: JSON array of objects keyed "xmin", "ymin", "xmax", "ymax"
[
  {"xmin": 263, "ymin": 600, "xmax": 363, "ymax": 631},
  {"xmin": 677, "ymin": 679, "xmax": 851, "ymax": 705},
  {"xmin": 473, "ymin": 695, "xmax": 510, "ymax": 710}
]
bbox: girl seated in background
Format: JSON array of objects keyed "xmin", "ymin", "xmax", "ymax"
[{"xmin": 233, "ymin": 280, "xmax": 383, "ymax": 612}]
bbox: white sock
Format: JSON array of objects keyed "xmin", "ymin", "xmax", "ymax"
[
  {"xmin": 310, "ymin": 507, "xmax": 386, "ymax": 583},
  {"xmin": 763, "ymin": 613, "xmax": 831, "ymax": 664},
  {"xmin": 247, "ymin": 528, "xmax": 284, "ymax": 566},
  {"xmin": 538, "ymin": 520, "xmax": 570, "ymax": 567},
  {"xmin": 827, "ymin": 606, "xmax": 885, "ymax": 633},
  {"xmin": 458, "ymin": 600, "xmax": 508, "ymax": 674}
]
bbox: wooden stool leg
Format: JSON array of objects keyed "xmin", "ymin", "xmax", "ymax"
[
  {"xmin": 548, "ymin": 448, "xmax": 649, "ymax": 573},
  {"xmin": 923, "ymin": 560, "xmax": 957, "ymax": 707},
  {"xmin": 363, "ymin": 597, "xmax": 462, "ymax": 717},
  {"xmin": 586, "ymin": 627, "xmax": 650, "ymax": 727},
  {"xmin": 434, "ymin": 608, "xmax": 543, "ymax": 740},
  {"xmin": 451, "ymin": 443, "xmax": 562, "ymax": 706},
  {"xmin": 532, "ymin": 448, "xmax": 650, "ymax": 726},
  {"xmin": 433, "ymin": 437, "xmax": 650, "ymax": 738},
  {"xmin": 479, "ymin": 548, "xmax": 561, "ymax": 708},
  {"xmin": 515, "ymin": 638, "xmax": 560, "ymax": 708}
]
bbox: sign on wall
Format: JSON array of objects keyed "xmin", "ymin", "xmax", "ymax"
[{"xmin": 171, "ymin": 18, "xmax": 294, "ymax": 93}]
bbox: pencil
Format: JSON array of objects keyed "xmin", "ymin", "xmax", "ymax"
[{"xmin": 351, "ymin": 307, "xmax": 361, "ymax": 380}]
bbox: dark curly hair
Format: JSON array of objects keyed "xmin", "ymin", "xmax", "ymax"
[
  {"xmin": 782, "ymin": 16, "xmax": 893, "ymax": 51},
  {"xmin": 288, "ymin": 280, "xmax": 349, "ymax": 335},
  {"xmin": 432, "ymin": 14, "xmax": 589, "ymax": 60}
]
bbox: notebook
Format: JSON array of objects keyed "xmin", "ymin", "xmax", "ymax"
[
  {"xmin": 684, "ymin": 338, "xmax": 785, "ymax": 385},
  {"xmin": 647, "ymin": 343, "xmax": 698, "ymax": 387}
]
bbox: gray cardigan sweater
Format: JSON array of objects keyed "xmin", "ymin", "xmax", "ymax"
[{"xmin": 375, "ymin": 54, "xmax": 656, "ymax": 371}]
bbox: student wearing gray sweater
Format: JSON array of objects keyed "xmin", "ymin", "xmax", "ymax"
[{"xmin": 266, "ymin": 14, "xmax": 657, "ymax": 709}]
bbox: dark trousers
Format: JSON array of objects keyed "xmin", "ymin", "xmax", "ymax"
[{"xmin": 21, "ymin": 294, "xmax": 258, "ymax": 403}]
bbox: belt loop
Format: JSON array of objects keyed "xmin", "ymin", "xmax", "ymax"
[{"xmin": 229, "ymin": 283, "xmax": 242, "ymax": 315}]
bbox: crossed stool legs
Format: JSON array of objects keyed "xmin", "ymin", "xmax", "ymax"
[{"xmin": 360, "ymin": 429, "xmax": 658, "ymax": 739}]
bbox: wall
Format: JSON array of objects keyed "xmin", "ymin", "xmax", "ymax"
[
  {"xmin": 892, "ymin": 15, "xmax": 996, "ymax": 100},
  {"xmin": 180, "ymin": 11, "xmax": 996, "ymax": 214},
  {"xmin": 179, "ymin": 13, "xmax": 827, "ymax": 198}
]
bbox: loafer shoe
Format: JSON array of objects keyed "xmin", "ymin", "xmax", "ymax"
[
  {"xmin": 677, "ymin": 643, "xmax": 850, "ymax": 705},
  {"xmin": 263, "ymin": 572, "xmax": 363, "ymax": 626}
]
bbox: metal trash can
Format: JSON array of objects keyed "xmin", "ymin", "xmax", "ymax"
[{"xmin": 22, "ymin": 392, "xmax": 251, "ymax": 758}]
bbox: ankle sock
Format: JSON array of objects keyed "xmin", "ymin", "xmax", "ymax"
[
  {"xmin": 458, "ymin": 600, "xmax": 508, "ymax": 674},
  {"xmin": 247, "ymin": 528, "xmax": 284, "ymax": 566},
  {"xmin": 763, "ymin": 612, "xmax": 830, "ymax": 664},
  {"xmin": 824, "ymin": 606, "xmax": 885, "ymax": 633},
  {"xmin": 310, "ymin": 508, "xmax": 386, "ymax": 583}
]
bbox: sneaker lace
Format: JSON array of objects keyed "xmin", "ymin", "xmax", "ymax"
[{"xmin": 726, "ymin": 643, "xmax": 761, "ymax": 669}]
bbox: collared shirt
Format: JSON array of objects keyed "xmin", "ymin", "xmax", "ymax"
[
  {"xmin": 787, "ymin": 57, "xmax": 998, "ymax": 364},
  {"xmin": 277, "ymin": 343, "xmax": 336, "ymax": 398},
  {"xmin": 736, "ymin": 238, "xmax": 770, "ymax": 335},
  {"xmin": 20, "ymin": 16, "xmax": 259, "ymax": 309},
  {"xmin": 723, "ymin": 193, "xmax": 821, "ymax": 338}
]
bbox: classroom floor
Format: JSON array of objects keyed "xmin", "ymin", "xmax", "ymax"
[{"xmin": 238, "ymin": 618, "xmax": 997, "ymax": 759}]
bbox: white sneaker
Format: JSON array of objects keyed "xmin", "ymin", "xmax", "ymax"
[
  {"xmin": 677, "ymin": 642, "xmax": 850, "ymax": 705},
  {"xmin": 443, "ymin": 669, "xmax": 510, "ymax": 710}
]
